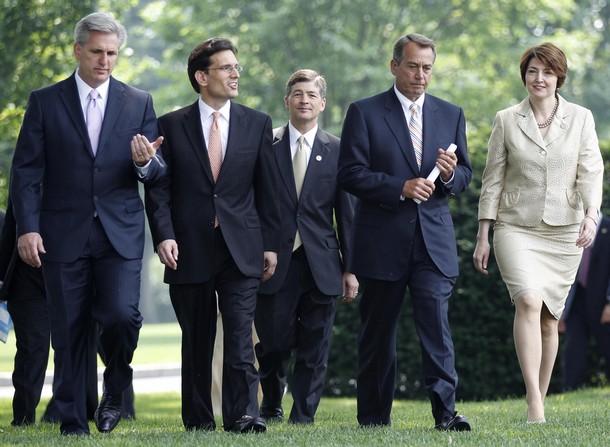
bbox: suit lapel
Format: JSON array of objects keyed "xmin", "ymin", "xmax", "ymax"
[
  {"xmin": 274, "ymin": 125, "xmax": 298, "ymax": 205},
  {"xmin": 299, "ymin": 129, "xmax": 330, "ymax": 202},
  {"xmin": 383, "ymin": 89, "xmax": 419, "ymax": 173},
  {"xmin": 421, "ymin": 97, "xmax": 440, "ymax": 174},
  {"xmin": 97, "ymin": 77, "xmax": 126, "ymax": 156},
  {"xmin": 516, "ymin": 98, "xmax": 546, "ymax": 149},
  {"xmin": 543, "ymin": 96, "xmax": 570, "ymax": 146},
  {"xmin": 58, "ymin": 75, "xmax": 91, "ymax": 154},
  {"xmin": 217, "ymin": 102, "xmax": 246, "ymax": 184},
  {"xmin": 182, "ymin": 102, "xmax": 215, "ymax": 184}
]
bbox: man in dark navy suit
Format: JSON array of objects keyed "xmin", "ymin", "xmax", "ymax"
[
  {"xmin": 145, "ymin": 37, "xmax": 280, "ymax": 434},
  {"xmin": 337, "ymin": 33, "xmax": 472, "ymax": 431},
  {"xmin": 254, "ymin": 69, "xmax": 357, "ymax": 424},
  {"xmin": 561, "ymin": 214, "xmax": 610, "ymax": 389},
  {"xmin": 10, "ymin": 12, "xmax": 165, "ymax": 435}
]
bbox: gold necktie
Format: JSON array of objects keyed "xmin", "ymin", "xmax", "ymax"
[
  {"xmin": 293, "ymin": 135, "xmax": 307, "ymax": 198},
  {"xmin": 292, "ymin": 136, "xmax": 307, "ymax": 250}
]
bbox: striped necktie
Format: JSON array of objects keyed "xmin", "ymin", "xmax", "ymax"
[{"xmin": 409, "ymin": 103, "xmax": 423, "ymax": 169}]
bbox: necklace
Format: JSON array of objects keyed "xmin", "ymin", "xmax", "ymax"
[{"xmin": 536, "ymin": 98, "xmax": 559, "ymax": 129}]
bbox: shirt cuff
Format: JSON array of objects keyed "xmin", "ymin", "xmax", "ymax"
[
  {"xmin": 441, "ymin": 172, "xmax": 455, "ymax": 185},
  {"xmin": 135, "ymin": 159, "xmax": 152, "ymax": 178}
]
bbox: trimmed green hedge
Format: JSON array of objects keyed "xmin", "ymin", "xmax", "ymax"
[{"xmin": 325, "ymin": 129, "xmax": 610, "ymax": 401}]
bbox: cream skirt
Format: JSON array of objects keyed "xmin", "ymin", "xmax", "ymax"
[{"xmin": 493, "ymin": 221, "xmax": 582, "ymax": 319}]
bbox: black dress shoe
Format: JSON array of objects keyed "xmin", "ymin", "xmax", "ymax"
[
  {"xmin": 260, "ymin": 406, "xmax": 284, "ymax": 421},
  {"xmin": 229, "ymin": 415, "xmax": 267, "ymax": 433},
  {"xmin": 435, "ymin": 412, "xmax": 471, "ymax": 431},
  {"xmin": 94, "ymin": 393, "xmax": 123, "ymax": 433}
]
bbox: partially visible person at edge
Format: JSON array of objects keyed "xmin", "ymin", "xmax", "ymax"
[
  {"xmin": 1, "ymin": 197, "xmax": 135, "ymax": 427},
  {"xmin": 559, "ymin": 213, "xmax": 610, "ymax": 391},
  {"xmin": 473, "ymin": 42, "xmax": 603, "ymax": 424},
  {"xmin": 254, "ymin": 69, "xmax": 358, "ymax": 424},
  {"xmin": 9, "ymin": 12, "xmax": 165, "ymax": 435},
  {"xmin": 144, "ymin": 37, "xmax": 280, "ymax": 434},
  {"xmin": 337, "ymin": 33, "xmax": 472, "ymax": 431},
  {"xmin": 0, "ymin": 199, "xmax": 50, "ymax": 427}
]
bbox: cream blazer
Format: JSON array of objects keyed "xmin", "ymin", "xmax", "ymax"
[{"xmin": 478, "ymin": 95, "xmax": 603, "ymax": 227}]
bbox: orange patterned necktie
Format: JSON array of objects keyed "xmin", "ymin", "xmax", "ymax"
[
  {"xmin": 209, "ymin": 112, "xmax": 223, "ymax": 226},
  {"xmin": 209, "ymin": 111, "xmax": 223, "ymax": 182}
]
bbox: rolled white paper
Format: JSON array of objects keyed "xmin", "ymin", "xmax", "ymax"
[{"xmin": 413, "ymin": 143, "xmax": 457, "ymax": 204}]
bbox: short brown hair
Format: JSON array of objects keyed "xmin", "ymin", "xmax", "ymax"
[
  {"xmin": 520, "ymin": 43, "xmax": 567, "ymax": 89},
  {"xmin": 285, "ymin": 69, "xmax": 327, "ymax": 98}
]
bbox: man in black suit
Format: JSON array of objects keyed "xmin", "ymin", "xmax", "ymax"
[
  {"xmin": 10, "ymin": 12, "xmax": 165, "ymax": 435},
  {"xmin": 561, "ymin": 214, "xmax": 610, "ymax": 390},
  {"xmin": 145, "ymin": 37, "xmax": 280, "ymax": 433},
  {"xmin": 0, "ymin": 201, "xmax": 48, "ymax": 427},
  {"xmin": 337, "ymin": 33, "xmax": 472, "ymax": 430},
  {"xmin": 254, "ymin": 69, "xmax": 357, "ymax": 424},
  {"xmin": 1, "ymin": 198, "xmax": 134, "ymax": 426}
]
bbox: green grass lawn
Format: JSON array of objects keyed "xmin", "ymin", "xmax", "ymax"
[
  {"xmin": 3, "ymin": 323, "xmax": 610, "ymax": 445},
  {"xmin": 1, "ymin": 388, "xmax": 610, "ymax": 446}
]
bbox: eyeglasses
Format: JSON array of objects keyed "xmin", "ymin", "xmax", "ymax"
[{"xmin": 207, "ymin": 64, "xmax": 243, "ymax": 74}]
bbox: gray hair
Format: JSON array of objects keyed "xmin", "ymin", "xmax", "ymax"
[
  {"xmin": 393, "ymin": 33, "xmax": 436, "ymax": 64},
  {"xmin": 74, "ymin": 12, "xmax": 127, "ymax": 48}
]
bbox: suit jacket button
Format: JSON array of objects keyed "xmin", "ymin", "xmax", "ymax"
[{"xmin": 410, "ymin": 219, "xmax": 416, "ymax": 224}]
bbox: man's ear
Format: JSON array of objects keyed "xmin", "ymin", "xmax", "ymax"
[{"xmin": 195, "ymin": 70, "xmax": 208, "ymax": 88}]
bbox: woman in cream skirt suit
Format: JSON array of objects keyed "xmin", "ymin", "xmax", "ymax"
[{"xmin": 473, "ymin": 43, "xmax": 603, "ymax": 424}]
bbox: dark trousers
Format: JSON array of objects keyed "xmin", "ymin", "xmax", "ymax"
[
  {"xmin": 41, "ymin": 325, "xmax": 98, "ymax": 423},
  {"xmin": 7, "ymin": 261, "xmax": 48, "ymax": 425},
  {"xmin": 170, "ymin": 228, "xmax": 260, "ymax": 431},
  {"xmin": 42, "ymin": 323, "xmax": 136, "ymax": 423},
  {"xmin": 43, "ymin": 218, "xmax": 142, "ymax": 435},
  {"xmin": 357, "ymin": 228, "xmax": 457, "ymax": 426},
  {"xmin": 562, "ymin": 284, "xmax": 610, "ymax": 390},
  {"xmin": 255, "ymin": 247, "xmax": 337, "ymax": 423}
]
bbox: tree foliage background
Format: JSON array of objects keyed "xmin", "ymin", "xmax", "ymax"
[{"xmin": 1, "ymin": 0, "xmax": 610, "ymax": 400}]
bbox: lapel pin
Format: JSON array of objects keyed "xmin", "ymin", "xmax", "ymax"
[{"xmin": 315, "ymin": 155, "xmax": 322, "ymax": 161}]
